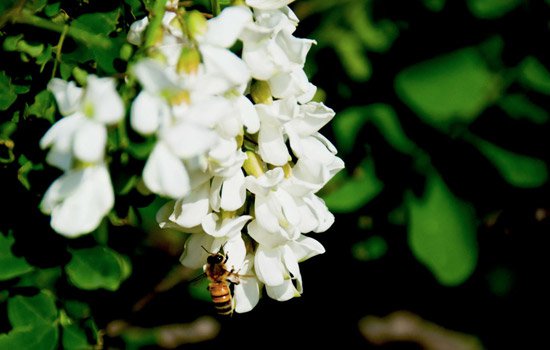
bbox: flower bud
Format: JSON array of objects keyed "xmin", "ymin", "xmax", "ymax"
[
  {"xmin": 177, "ymin": 46, "xmax": 201, "ymax": 74},
  {"xmin": 250, "ymin": 80, "xmax": 273, "ymax": 104},
  {"xmin": 185, "ymin": 11, "xmax": 207, "ymax": 40},
  {"xmin": 243, "ymin": 151, "xmax": 266, "ymax": 177}
]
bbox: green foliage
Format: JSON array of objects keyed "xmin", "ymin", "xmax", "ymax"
[
  {"xmin": 66, "ymin": 246, "xmax": 131, "ymax": 291},
  {"xmin": 322, "ymin": 157, "xmax": 383, "ymax": 213},
  {"xmin": 0, "ymin": 292, "xmax": 59, "ymax": 349},
  {"xmin": 395, "ymin": 47, "xmax": 496, "ymax": 131},
  {"xmin": 468, "ymin": 0, "xmax": 522, "ymax": 18},
  {"xmin": 471, "ymin": 136, "xmax": 548, "ymax": 188},
  {"xmin": 408, "ymin": 172, "xmax": 478, "ymax": 286},
  {"xmin": 0, "ymin": 71, "xmax": 18, "ymax": 111},
  {"xmin": 498, "ymin": 94, "xmax": 549, "ymax": 124},
  {"xmin": 0, "ymin": 232, "xmax": 33, "ymax": 280},
  {"xmin": 519, "ymin": 56, "xmax": 550, "ymax": 95}
]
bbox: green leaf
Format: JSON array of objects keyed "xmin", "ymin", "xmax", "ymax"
[
  {"xmin": 322, "ymin": 157, "xmax": 383, "ymax": 213},
  {"xmin": 468, "ymin": 0, "xmax": 521, "ymax": 18},
  {"xmin": 66, "ymin": 246, "xmax": 131, "ymax": 291},
  {"xmin": 471, "ymin": 136, "xmax": 548, "ymax": 188},
  {"xmin": 423, "ymin": 0, "xmax": 446, "ymax": 11},
  {"xmin": 3, "ymin": 35, "xmax": 23, "ymax": 51},
  {"xmin": 8, "ymin": 291, "xmax": 58, "ymax": 327},
  {"xmin": 519, "ymin": 56, "xmax": 550, "ymax": 95},
  {"xmin": 0, "ymin": 231, "xmax": 33, "ymax": 280},
  {"xmin": 0, "ymin": 71, "xmax": 18, "ymax": 111},
  {"xmin": 0, "ymin": 323, "xmax": 58, "ymax": 350},
  {"xmin": 498, "ymin": 94, "xmax": 549, "ymax": 124},
  {"xmin": 44, "ymin": 2, "xmax": 61, "ymax": 17},
  {"xmin": 334, "ymin": 104, "xmax": 415, "ymax": 155},
  {"xmin": 188, "ymin": 277, "xmax": 211, "ymax": 302},
  {"xmin": 408, "ymin": 171, "xmax": 478, "ymax": 286},
  {"xmin": 26, "ymin": 89, "xmax": 56, "ymax": 123},
  {"xmin": 62, "ymin": 323, "xmax": 91, "ymax": 350},
  {"xmin": 0, "ymin": 0, "xmax": 18, "ymax": 13},
  {"xmin": 345, "ymin": 2, "xmax": 398, "ymax": 52},
  {"xmin": 395, "ymin": 47, "xmax": 495, "ymax": 131},
  {"xmin": 16, "ymin": 267, "xmax": 61, "ymax": 289},
  {"xmin": 352, "ymin": 236, "xmax": 388, "ymax": 261},
  {"xmin": 320, "ymin": 27, "xmax": 371, "ymax": 82},
  {"xmin": 72, "ymin": 9, "xmax": 121, "ymax": 36},
  {"xmin": 125, "ymin": 0, "xmax": 145, "ymax": 17},
  {"xmin": 16, "ymin": 40, "xmax": 44, "ymax": 58}
]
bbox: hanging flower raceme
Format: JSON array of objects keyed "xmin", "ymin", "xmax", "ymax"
[{"xmin": 39, "ymin": 0, "xmax": 343, "ymax": 314}]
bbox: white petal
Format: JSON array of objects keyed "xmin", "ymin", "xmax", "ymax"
[
  {"xmin": 234, "ymin": 276, "xmax": 260, "ymax": 313},
  {"xmin": 234, "ymin": 95, "xmax": 259, "ymax": 133},
  {"xmin": 258, "ymin": 115, "xmax": 289, "ymax": 166},
  {"xmin": 130, "ymin": 91, "xmax": 167, "ymax": 135},
  {"xmin": 254, "ymin": 194, "xmax": 281, "ymax": 233},
  {"xmin": 203, "ymin": 6, "xmax": 252, "ymax": 48},
  {"xmin": 127, "ymin": 17, "xmax": 149, "ymax": 45},
  {"xmin": 289, "ymin": 235, "xmax": 325, "ymax": 262},
  {"xmin": 133, "ymin": 59, "xmax": 178, "ymax": 94},
  {"xmin": 170, "ymin": 181, "xmax": 210, "ymax": 228},
  {"xmin": 247, "ymin": 220, "xmax": 288, "ymax": 248},
  {"xmin": 221, "ymin": 170, "xmax": 246, "ymax": 211},
  {"xmin": 47, "ymin": 165, "xmax": 114, "ymax": 237},
  {"xmin": 266, "ymin": 280, "xmax": 299, "ymax": 301},
  {"xmin": 180, "ymin": 233, "xmax": 214, "ymax": 269},
  {"xmin": 156, "ymin": 200, "xmax": 176, "ymax": 228},
  {"xmin": 272, "ymin": 188, "xmax": 301, "ymax": 227},
  {"xmin": 244, "ymin": 167, "xmax": 284, "ymax": 195},
  {"xmin": 73, "ymin": 120, "xmax": 106, "ymax": 163},
  {"xmin": 242, "ymin": 41, "xmax": 278, "ymax": 80},
  {"xmin": 223, "ymin": 234, "xmax": 246, "ymax": 272},
  {"xmin": 303, "ymin": 194, "xmax": 334, "ymax": 233},
  {"xmin": 40, "ymin": 114, "xmax": 84, "ymax": 150},
  {"xmin": 162, "ymin": 122, "xmax": 216, "ymax": 159},
  {"xmin": 254, "ymin": 245, "xmax": 285, "ymax": 286},
  {"xmin": 246, "ymin": 0, "xmax": 294, "ymax": 10},
  {"xmin": 209, "ymin": 176, "xmax": 223, "ymax": 212},
  {"xmin": 269, "ymin": 69, "xmax": 316, "ymax": 103},
  {"xmin": 274, "ymin": 32, "xmax": 314, "ymax": 68},
  {"xmin": 47, "ymin": 79, "xmax": 82, "ymax": 116},
  {"xmin": 282, "ymin": 244, "xmax": 302, "ymax": 293},
  {"xmin": 200, "ymin": 45, "xmax": 250, "ymax": 88},
  {"xmin": 143, "ymin": 143, "xmax": 190, "ymax": 198},
  {"xmin": 86, "ymin": 76, "xmax": 124, "ymax": 124}
]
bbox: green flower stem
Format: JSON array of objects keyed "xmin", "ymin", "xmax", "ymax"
[
  {"xmin": 143, "ymin": 0, "xmax": 168, "ymax": 49},
  {"xmin": 13, "ymin": 10, "xmax": 111, "ymax": 49},
  {"xmin": 211, "ymin": 0, "xmax": 221, "ymax": 16}
]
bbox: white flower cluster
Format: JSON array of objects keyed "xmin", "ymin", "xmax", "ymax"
[{"xmin": 39, "ymin": 0, "xmax": 343, "ymax": 313}]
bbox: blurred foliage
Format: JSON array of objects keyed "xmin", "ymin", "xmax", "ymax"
[{"xmin": 1, "ymin": 0, "xmax": 550, "ymax": 349}]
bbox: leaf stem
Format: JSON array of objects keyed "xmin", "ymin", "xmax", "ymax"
[
  {"xmin": 143, "ymin": 0, "xmax": 168, "ymax": 49},
  {"xmin": 210, "ymin": 0, "xmax": 220, "ymax": 16}
]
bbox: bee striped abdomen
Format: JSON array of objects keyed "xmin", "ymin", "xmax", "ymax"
[{"xmin": 209, "ymin": 281, "xmax": 233, "ymax": 316}]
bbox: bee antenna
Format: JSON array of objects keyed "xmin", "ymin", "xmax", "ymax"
[{"xmin": 201, "ymin": 246, "xmax": 212, "ymax": 254}]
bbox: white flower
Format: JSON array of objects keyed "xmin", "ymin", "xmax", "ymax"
[
  {"xmin": 40, "ymin": 164, "xmax": 114, "ymax": 237},
  {"xmin": 246, "ymin": 0, "xmax": 295, "ymax": 10},
  {"xmin": 41, "ymin": 76, "xmax": 124, "ymax": 170},
  {"xmin": 233, "ymin": 254, "xmax": 261, "ymax": 313},
  {"xmin": 241, "ymin": 8, "xmax": 314, "ymax": 80},
  {"xmin": 253, "ymin": 235, "xmax": 324, "ymax": 301}
]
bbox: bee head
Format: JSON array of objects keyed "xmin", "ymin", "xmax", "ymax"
[{"xmin": 207, "ymin": 253, "xmax": 225, "ymax": 265}]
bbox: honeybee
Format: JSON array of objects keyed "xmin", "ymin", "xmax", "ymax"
[{"xmin": 203, "ymin": 246, "xmax": 241, "ymax": 316}]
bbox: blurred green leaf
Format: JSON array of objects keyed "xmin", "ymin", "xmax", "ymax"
[
  {"xmin": 423, "ymin": 0, "xmax": 446, "ymax": 11},
  {"xmin": 3, "ymin": 35, "xmax": 23, "ymax": 51},
  {"xmin": 498, "ymin": 94, "xmax": 549, "ymax": 124},
  {"xmin": 0, "ymin": 0, "xmax": 18, "ymax": 13},
  {"xmin": 345, "ymin": 1, "xmax": 398, "ymax": 52},
  {"xmin": 62, "ymin": 323, "xmax": 90, "ymax": 349},
  {"xmin": 188, "ymin": 277, "xmax": 211, "ymax": 302},
  {"xmin": 323, "ymin": 157, "xmax": 383, "ymax": 213},
  {"xmin": 320, "ymin": 27, "xmax": 371, "ymax": 82},
  {"xmin": 0, "ymin": 323, "xmax": 58, "ymax": 349},
  {"xmin": 64, "ymin": 300, "xmax": 91, "ymax": 320},
  {"xmin": 519, "ymin": 56, "xmax": 550, "ymax": 95},
  {"xmin": 0, "ymin": 71, "xmax": 18, "ymax": 111},
  {"xmin": 16, "ymin": 267, "xmax": 61, "ymax": 289},
  {"xmin": 26, "ymin": 89, "xmax": 56, "ymax": 122},
  {"xmin": 408, "ymin": 171, "xmax": 478, "ymax": 286},
  {"xmin": 395, "ymin": 47, "xmax": 496, "ymax": 131},
  {"xmin": 471, "ymin": 136, "xmax": 548, "ymax": 188},
  {"xmin": 17, "ymin": 40, "xmax": 44, "ymax": 57},
  {"xmin": 334, "ymin": 104, "xmax": 415, "ymax": 155},
  {"xmin": 66, "ymin": 246, "xmax": 131, "ymax": 291},
  {"xmin": 72, "ymin": 9, "xmax": 120, "ymax": 36},
  {"xmin": 352, "ymin": 235, "xmax": 388, "ymax": 261},
  {"xmin": 468, "ymin": 0, "xmax": 521, "ymax": 18},
  {"xmin": 487, "ymin": 267, "xmax": 513, "ymax": 296},
  {"xmin": 125, "ymin": 0, "xmax": 144, "ymax": 16},
  {"xmin": 0, "ymin": 231, "xmax": 33, "ymax": 280},
  {"xmin": 44, "ymin": 2, "xmax": 61, "ymax": 17},
  {"xmin": 8, "ymin": 291, "xmax": 57, "ymax": 327}
]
